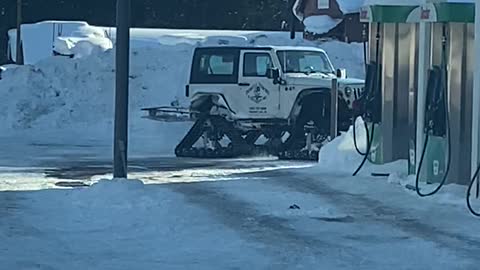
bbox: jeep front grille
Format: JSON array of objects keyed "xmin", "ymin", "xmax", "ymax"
[{"xmin": 353, "ymin": 87, "xmax": 364, "ymax": 100}]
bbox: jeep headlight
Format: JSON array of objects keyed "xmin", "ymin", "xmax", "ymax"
[{"xmin": 344, "ymin": 87, "xmax": 352, "ymax": 98}]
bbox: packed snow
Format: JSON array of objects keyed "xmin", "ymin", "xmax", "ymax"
[{"xmin": 1, "ymin": 160, "xmax": 480, "ymax": 269}]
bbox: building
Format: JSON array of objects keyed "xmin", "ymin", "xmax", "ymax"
[{"xmin": 292, "ymin": 0, "xmax": 367, "ymax": 42}]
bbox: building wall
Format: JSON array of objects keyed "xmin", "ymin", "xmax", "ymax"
[
  {"xmin": 299, "ymin": 0, "xmax": 343, "ymax": 19},
  {"xmin": 297, "ymin": 0, "xmax": 366, "ymax": 43},
  {"xmin": 0, "ymin": 3, "xmax": 15, "ymax": 64}
]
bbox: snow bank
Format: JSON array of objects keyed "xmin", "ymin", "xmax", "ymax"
[
  {"xmin": 316, "ymin": 117, "xmax": 407, "ymax": 176},
  {"xmin": 0, "ymin": 43, "xmax": 193, "ymax": 155},
  {"xmin": 317, "ymin": 117, "xmax": 367, "ymax": 173}
]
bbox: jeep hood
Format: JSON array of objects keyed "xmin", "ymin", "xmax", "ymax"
[
  {"xmin": 337, "ymin": 78, "xmax": 365, "ymax": 85},
  {"xmin": 284, "ymin": 73, "xmax": 365, "ymax": 86}
]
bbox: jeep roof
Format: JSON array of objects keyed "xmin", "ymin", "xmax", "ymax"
[{"xmin": 195, "ymin": 46, "xmax": 327, "ymax": 54}]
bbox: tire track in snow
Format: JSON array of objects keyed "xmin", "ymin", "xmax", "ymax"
[
  {"xmin": 167, "ymin": 181, "xmax": 362, "ymax": 269},
  {"xmin": 260, "ymin": 171, "xmax": 480, "ymax": 266}
]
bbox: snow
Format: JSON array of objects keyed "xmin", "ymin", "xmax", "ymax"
[
  {"xmin": 54, "ymin": 36, "xmax": 113, "ymax": 58},
  {"xmin": 316, "ymin": 117, "xmax": 406, "ymax": 176}
]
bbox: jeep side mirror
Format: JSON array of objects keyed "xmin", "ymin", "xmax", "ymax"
[
  {"xmin": 267, "ymin": 67, "xmax": 280, "ymax": 83},
  {"xmin": 336, "ymin": 68, "xmax": 347, "ymax": 79}
]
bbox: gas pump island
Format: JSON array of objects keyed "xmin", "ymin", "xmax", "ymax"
[{"xmin": 358, "ymin": 1, "xmax": 477, "ymax": 213}]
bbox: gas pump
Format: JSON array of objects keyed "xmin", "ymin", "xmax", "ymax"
[
  {"xmin": 352, "ymin": 24, "xmax": 382, "ymax": 176},
  {"xmin": 415, "ymin": 24, "xmax": 451, "ymax": 197},
  {"xmin": 352, "ymin": 23, "xmax": 371, "ymax": 157}
]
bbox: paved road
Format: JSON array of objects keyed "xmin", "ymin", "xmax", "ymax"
[
  {"xmin": 163, "ymin": 169, "xmax": 480, "ymax": 269},
  {"xmin": 1, "ymin": 147, "xmax": 480, "ymax": 269}
]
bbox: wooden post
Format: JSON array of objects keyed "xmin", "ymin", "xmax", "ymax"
[
  {"xmin": 330, "ymin": 78, "xmax": 338, "ymax": 139},
  {"xmin": 15, "ymin": 0, "xmax": 23, "ymax": 65},
  {"xmin": 113, "ymin": 0, "xmax": 131, "ymax": 179}
]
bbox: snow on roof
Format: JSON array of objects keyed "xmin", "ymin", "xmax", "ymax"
[
  {"xmin": 271, "ymin": 46, "xmax": 327, "ymax": 53},
  {"xmin": 303, "ymin": 15, "xmax": 342, "ymax": 35},
  {"xmin": 293, "ymin": 0, "xmax": 364, "ymax": 18},
  {"xmin": 292, "ymin": 0, "xmax": 360, "ymax": 35},
  {"xmin": 336, "ymin": 0, "xmax": 364, "ymax": 14}
]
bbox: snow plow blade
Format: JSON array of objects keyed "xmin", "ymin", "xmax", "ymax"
[{"xmin": 141, "ymin": 106, "xmax": 195, "ymax": 122}]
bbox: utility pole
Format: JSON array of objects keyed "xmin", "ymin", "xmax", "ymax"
[
  {"xmin": 16, "ymin": 0, "xmax": 23, "ymax": 65},
  {"xmin": 113, "ymin": 0, "xmax": 131, "ymax": 179}
]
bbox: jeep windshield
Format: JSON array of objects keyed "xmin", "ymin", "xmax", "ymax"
[{"xmin": 276, "ymin": 50, "xmax": 335, "ymax": 75}]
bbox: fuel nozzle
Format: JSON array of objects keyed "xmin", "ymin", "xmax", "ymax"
[{"xmin": 424, "ymin": 66, "xmax": 447, "ymax": 137}]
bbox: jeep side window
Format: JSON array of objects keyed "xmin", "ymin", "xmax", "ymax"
[
  {"xmin": 243, "ymin": 53, "xmax": 272, "ymax": 77},
  {"xmin": 206, "ymin": 55, "xmax": 235, "ymax": 75},
  {"xmin": 276, "ymin": 51, "xmax": 334, "ymax": 74},
  {"xmin": 191, "ymin": 49, "xmax": 240, "ymax": 84}
]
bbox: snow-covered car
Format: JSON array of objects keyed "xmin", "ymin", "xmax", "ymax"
[
  {"xmin": 8, "ymin": 21, "xmax": 113, "ymax": 64},
  {"xmin": 144, "ymin": 45, "xmax": 365, "ymax": 161}
]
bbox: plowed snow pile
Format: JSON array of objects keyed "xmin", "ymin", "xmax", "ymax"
[{"xmin": 0, "ymin": 27, "xmax": 365, "ymax": 154}]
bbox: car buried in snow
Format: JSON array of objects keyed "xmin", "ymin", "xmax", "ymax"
[{"xmin": 143, "ymin": 46, "xmax": 365, "ymax": 161}]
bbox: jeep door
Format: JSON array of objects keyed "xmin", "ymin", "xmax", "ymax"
[
  {"xmin": 189, "ymin": 48, "xmax": 242, "ymax": 116},
  {"xmin": 238, "ymin": 50, "xmax": 280, "ymax": 119}
]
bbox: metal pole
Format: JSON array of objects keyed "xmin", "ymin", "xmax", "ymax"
[
  {"xmin": 416, "ymin": 21, "xmax": 430, "ymax": 176},
  {"xmin": 471, "ymin": 2, "xmax": 480, "ymax": 180},
  {"xmin": 330, "ymin": 78, "xmax": 338, "ymax": 139},
  {"xmin": 15, "ymin": 0, "xmax": 23, "ymax": 65},
  {"xmin": 113, "ymin": 0, "xmax": 131, "ymax": 179}
]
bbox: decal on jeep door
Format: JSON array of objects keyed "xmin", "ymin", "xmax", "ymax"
[{"xmin": 246, "ymin": 83, "xmax": 270, "ymax": 104}]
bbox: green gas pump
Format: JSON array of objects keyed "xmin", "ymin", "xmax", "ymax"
[
  {"xmin": 415, "ymin": 24, "xmax": 451, "ymax": 196},
  {"xmin": 352, "ymin": 24, "xmax": 382, "ymax": 176}
]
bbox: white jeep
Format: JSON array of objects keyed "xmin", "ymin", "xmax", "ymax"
[{"xmin": 144, "ymin": 46, "xmax": 365, "ymax": 160}]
